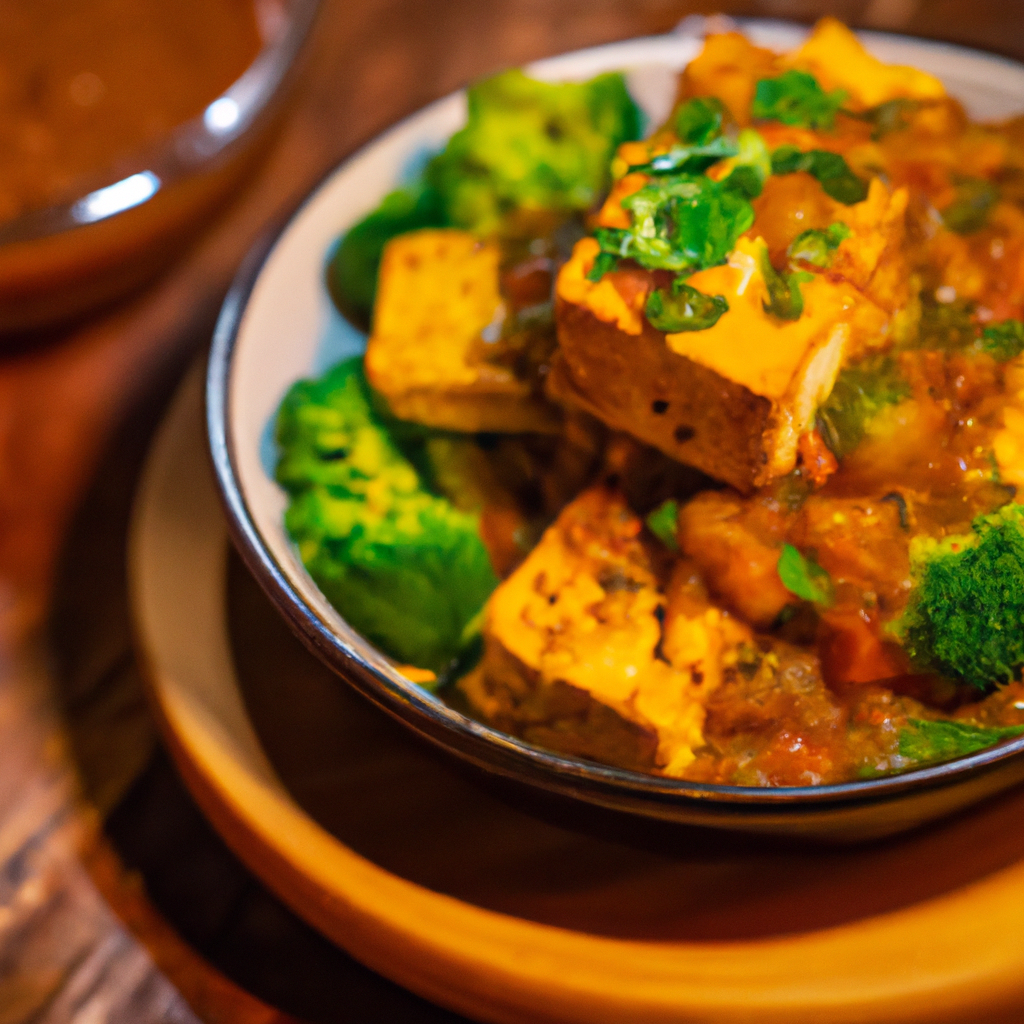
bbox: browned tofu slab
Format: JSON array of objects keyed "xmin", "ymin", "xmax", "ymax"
[{"xmin": 550, "ymin": 298, "xmax": 772, "ymax": 493}]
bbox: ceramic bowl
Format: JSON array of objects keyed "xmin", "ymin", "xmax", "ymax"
[
  {"xmin": 0, "ymin": 0, "xmax": 320, "ymax": 335},
  {"xmin": 207, "ymin": 20, "xmax": 1024, "ymax": 841}
]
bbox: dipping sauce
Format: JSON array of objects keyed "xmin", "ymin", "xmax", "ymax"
[{"xmin": 0, "ymin": 0, "xmax": 264, "ymax": 222}]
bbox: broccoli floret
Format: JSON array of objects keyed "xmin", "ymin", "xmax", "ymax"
[
  {"xmin": 429, "ymin": 69, "xmax": 641, "ymax": 235},
  {"xmin": 893, "ymin": 503, "xmax": 1024, "ymax": 690},
  {"xmin": 327, "ymin": 69, "xmax": 640, "ymax": 328},
  {"xmin": 276, "ymin": 359, "xmax": 498, "ymax": 675}
]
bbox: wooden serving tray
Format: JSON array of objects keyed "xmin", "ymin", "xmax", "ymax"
[{"xmin": 128, "ymin": 365, "xmax": 1024, "ymax": 1024}]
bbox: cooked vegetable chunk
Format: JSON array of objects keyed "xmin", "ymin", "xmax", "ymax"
[
  {"xmin": 276, "ymin": 358, "xmax": 498, "ymax": 674},
  {"xmin": 894, "ymin": 503, "xmax": 1024, "ymax": 691}
]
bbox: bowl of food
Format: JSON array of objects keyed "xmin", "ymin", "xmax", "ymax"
[
  {"xmin": 208, "ymin": 16, "xmax": 1024, "ymax": 840},
  {"xmin": 0, "ymin": 0, "xmax": 319, "ymax": 334}
]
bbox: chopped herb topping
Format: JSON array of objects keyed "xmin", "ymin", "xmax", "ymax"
[
  {"xmin": 585, "ymin": 250, "xmax": 620, "ymax": 282},
  {"xmin": 788, "ymin": 222, "xmax": 851, "ymax": 268},
  {"xmin": 981, "ymin": 318, "xmax": 1024, "ymax": 361},
  {"xmin": 771, "ymin": 146, "xmax": 869, "ymax": 205},
  {"xmin": 942, "ymin": 177, "xmax": 999, "ymax": 235},
  {"xmin": 815, "ymin": 355, "xmax": 910, "ymax": 459},
  {"xmin": 777, "ymin": 543, "xmax": 834, "ymax": 606},
  {"xmin": 899, "ymin": 718, "xmax": 1024, "ymax": 765},
  {"xmin": 752, "ymin": 69, "xmax": 847, "ymax": 131},
  {"xmin": 594, "ymin": 173, "xmax": 754, "ymax": 275},
  {"xmin": 675, "ymin": 96, "xmax": 729, "ymax": 144},
  {"xmin": 646, "ymin": 278, "xmax": 729, "ymax": 333},
  {"xmin": 645, "ymin": 499, "xmax": 680, "ymax": 550},
  {"xmin": 717, "ymin": 128, "xmax": 772, "ymax": 200},
  {"xmin": 628, "ymin": 136, "xmax": 738, "ymax": 176},
  {"xmin": 759, "ymin": 245, "xmax": 812, "ymax": 321}
]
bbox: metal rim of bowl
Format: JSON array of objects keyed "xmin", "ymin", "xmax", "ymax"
[
  {"xmin": 0, "ymin": 0, "xmax": 321, "ymax": 248},
  {"xmin": 206, "ymin": 26, "xmax": 1024, "ymax": 821}
]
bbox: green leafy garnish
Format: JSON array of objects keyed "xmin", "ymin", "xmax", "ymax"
[
  {"xmin": 276, "ymin": 359, "xmax": 498, "ymax": 675},
  {"xmin": 898, "ymin": 718, "xmax": 1024, "ymax": 765},
  {"xmin": 628, "ymin": 136, "xmax": 738, "ymax": 176},
  {"xmin": 595, "ymin": 174, "xmax": 754, "ymax": 275},
  {"xmin": 720, "ymin": 129, "xmax": 771, "ymax": 199},
  {"xmin": 981, "ymin": 318, "xmax": 1024, "ymax": 361},
  {"xmin": 759, "ymin": 245, "xmax": 812, "ymax": 321},
  {"xmin": 645, "ymin": 499, "xmax": 680, "ymax": 550},
  {"xmin": 752, "ymin": 70, "xmax": 847, "ymax": 131},
  {"xmin": 894, "ymin": 503, "xmax": 1024, "ymax": 690},
  {"xmin": 788, "ymin": 222, "xmax": 851, "ymax": 268},
  {"xmin": 327, "ymin": 182, "xmax": 447, "ymax": 331},
  {"xmin": 675, "ymin": 96, "xmax": 729, "ymax": 144},
  {"xmin": 777, "ymin": 543, "xmax": 834, "ymax": 606},
  {"xmin": 585, "ymin": 250, "xmax": 619, "ymax": 282},
  {"xmin": 815, "ymin": 354, "xmax": 910, "ymax": 459},
  {"xmin": 941, "ymin": 177, "xmax": 999, "ymax": 235},
  {"xmin": 771, "ymin": 146, "xmax": 869, "ymax": 205},
  {"xmin": 645, "ymin": 278, "xmax": 729, "ymax": 333}
]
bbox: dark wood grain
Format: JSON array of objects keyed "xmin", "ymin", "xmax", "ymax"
[{"xmin": 5, "ymin": 1, "xmax": 1024, "ymax": 1021}]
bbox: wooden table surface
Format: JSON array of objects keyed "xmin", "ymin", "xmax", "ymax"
[{"xmin": 3, "ymin": 1, "xmax": 1023, "ymax": 1021}]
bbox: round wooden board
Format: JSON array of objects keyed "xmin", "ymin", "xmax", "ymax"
[{"xmin": 128, "ymin": 363, "xmax": 1024, "ymax": 1024}]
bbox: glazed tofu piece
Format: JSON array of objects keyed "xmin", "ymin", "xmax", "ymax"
[
  {"xmin": 365, "ymin": 229, "xmax": 560, "ymax": 433},
  {"xmin": 551, "ymin": 181, "xmax": 905, "ymax": 493},
  {"xmin": 463, "ymin": 486, "xmax": 751, "ymax": 776}
]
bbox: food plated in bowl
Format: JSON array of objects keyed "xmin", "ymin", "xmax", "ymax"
[
  {"xmin": 0, "ymin": 0, "xmax": 319, "ymax": 333},
  {"xmin": 210, "ymin": 19, "xmax": 1024, "ymax": 837}
]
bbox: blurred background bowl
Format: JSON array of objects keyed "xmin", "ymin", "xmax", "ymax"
[{"xmin": 0, "ymin": 0, "xmax": 320, "ymax": 336}]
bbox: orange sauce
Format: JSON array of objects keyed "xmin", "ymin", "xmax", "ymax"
[{"xmin": 0, "ymin": 0, "xmax": 264, "ymax": 222}]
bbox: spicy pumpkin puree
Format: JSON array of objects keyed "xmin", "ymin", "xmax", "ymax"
[{"xmin": 0, "ymin": 0, "xmax": 263, "ymax": 222}]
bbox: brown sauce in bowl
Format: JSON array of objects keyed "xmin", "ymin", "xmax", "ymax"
[{"xmin": 0, "ymin": 0, "xmax": 264, "ymax": 222}]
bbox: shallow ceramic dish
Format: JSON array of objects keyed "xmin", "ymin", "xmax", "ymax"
[
  {"xmin": 207, "ymin": 21, "xmax": 1024, "ymax": 841},
  {"xmin": 135, "ymin": 363, "xmax": 1024, "ymax": 1023},
  {"xmin": 0, "ymin": 0, "xmax": 319, "ymax": 334}
]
